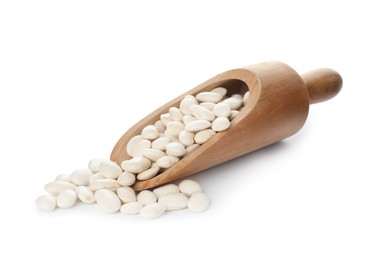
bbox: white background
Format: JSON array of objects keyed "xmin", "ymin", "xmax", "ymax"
[{"xmin": 0, "ymin": 1, "xmax": 377, "ymax": 259}]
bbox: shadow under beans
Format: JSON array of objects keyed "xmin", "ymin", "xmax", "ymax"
[{"xmin": 187, "ymin": 141, "xmax": 290, "ymax": 194}]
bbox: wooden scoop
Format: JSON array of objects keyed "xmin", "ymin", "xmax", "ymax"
[{"xmin": 111, "ymin": 61, "xmax": 342, "ymax": 191}]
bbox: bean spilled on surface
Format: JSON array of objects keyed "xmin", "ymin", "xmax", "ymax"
[{"xmin": 36, "ymin": 87, "xmax": 249, "ymax": 218}]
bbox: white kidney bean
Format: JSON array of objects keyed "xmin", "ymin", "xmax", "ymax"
[
  {"xmin": 182, "ymin": 115, "xmax": 196, "ymax": 125},
  {"xmin": 70, "ymin": 168, "xmax": 92, "ymax": 185},
  {"xmin": 229, "ymin": 110, "xmax": 240, "ymax": 120},
  {"xmin": 166, "ymin": 121, "xmax": 185, "ymax": 137},
  {"xmin": 195, "ymin": 92, "xmax": 223, "ymax": 103},
  {"xmin": 185, "ymin": 144, "xmax": 200, "ymax": 155},
  {"xmin": 153, "ymin": 184, "xmax": 179, "ymax": 199},
  {"xmin": 158, "ymin": 193, "xmax": 188, "ymax": 210},
  {"xmin": 178, "ymin": 131, "xmax": 195, "ymax": 146},
  {"xmin": 75, "ymin": 186, "xmax": 95, "ymax": 204},
  {"xmin": 137, "ymin": 167, "xmax": 160, "ymax": 181},
  {"xmin": 222, "ymin": 96, "xmax": 243, "ymax": 110},
  {"xmin": 185, "ymin": 120, "xmax": 211, "ymax": 132},
  {"xmin": 194, "ymin": 129, "xmax": 216, "ymax": 144},
  {"xmin": 116, "ymin": 187, "xmax": 136, "ymax": 203},
  {"xmin": 36, "ymin": 195, "xmax": 57, "ymax": 211},
  {"xmin": 141, "ymin": 125, "xmax": 159, "ymax": 140},
  {"xmin": 142, "ymin": 148, "xmax": 166, "ymax": 161},
  {"xmin": 212, "ymin": 116, "xmax": 231, "ymax": 132},
  {"xmin": 95, "ymin": 189, "xmax": 121, "ymax": 213},
  {"xmin": 151, "ymin": 137, "xmax": 170, "ymax": 151},
  {"xmin": 88, "ymin": 172, "xmax": 104, "ymax": 183},
  {"xmin": 90, "ymin": 179, "xmax": 120, "ymax": 191},
  {"xmin": 57, "ymin": 189, "xmax": 77, "ymax": 208},
  {"xmin": 139, "ymin": 203, "xmax": 167, "ymax": 219},
  {"xmin": 55, "ymin": 173, "xmax": 71, "ymax": 182},
  {"xmin": 165, "ymin": 142, "xmax": 186, "ymax": 157},
  {"xmin": 98, "ymin": 161, "xmax": 123, "ymax": 179},
  {"xmin": 213, "ymin": 102, "xmax": 231, "ymax": 117},
  {"xmin": 180, "ymin": 97, "xmax": 199, "ymax": 115},
  {"xmin": 117, "ymin": 171, "xmax": 136, "ymax": 187},
  {"xmin": 169, "ymin": 107, "xmax": 184, "ymax": 121},
  {"xmin": 120, "ymin": 202, "xmax": 143, "ymax": 214},
  {"xmin": 188, "ymin": 192, "xmax": 210, "ymax": 212},
  {"xmin": 88, "ymin": 159, "xmax": 108, "ymax": 173},
  {"xmin": 137, "ymin": 190, "xmax": 157, "ymax": 205},
  {"xmin": 121, "ymin": 157, "xmax": 151, "ymax": 173},
  {"xmin": 200, "ymin": 102, "xmax": 216, "ymax": 111},
  {"xmin": 154, "ymin": 120, "xmax": 166, "ymax": 133},
  {"xmin": 243, "ymin": 91, "xmax": 250, "ymax": 105},
  {"xmin": 160, "ymin": 113, "xmax": 172, "ymax": 126},
  {"xmin": 126, "ymin": 135, "xmax": 145, "ymax": 157},
  {"xmin": 132, "ymin": 139, "xmax": 152, "ymax": 157},
  {"xmin": 190, "ymin": 104, "xmax": 215, "ymax": 121},
  {"xmin": 211, "ymin": 87, "xmax": 227, "ymax": 96},
  {"xmin": 156, "ymin": 155, "xmax": 179, "ymax": 168},
  {"xmin": 178, "ymin": 180, "xmax": 202, "ymax": 196},
  {"xmin": 44, "ymin": 181, "xmax": 76, "ymax": 195}
]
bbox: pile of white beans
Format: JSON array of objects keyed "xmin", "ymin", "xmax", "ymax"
[{"xmin": 36, "ymin": 87, "xmax": 249, "ymax": 219}]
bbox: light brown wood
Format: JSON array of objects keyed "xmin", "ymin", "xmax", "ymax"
[{"xmin": 111, "ymin": 61, "xmax": 342, "ymax": 191}]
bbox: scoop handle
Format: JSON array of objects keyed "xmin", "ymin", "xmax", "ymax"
[{"xmin": 301, "ymin": 68, "xmax": 343, "ymax": 104}]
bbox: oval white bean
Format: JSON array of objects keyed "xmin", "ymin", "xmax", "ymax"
[
  {"xmin": 179, "ymin": 131, "xmax": 195, "ymax": 146},
  {"xmin": 169, "ymin": 107, "xmax": 184, "ymax": 121},
  {"xmin": 90, "ymin": 179, "xmax": 120, "ymax": 191},
  {"xmin": 117, "ymin": 171, "xmax": 136, "ymax": 187},
  {"xmin": 137, "ymin": 167, "xmax": 160, "ymax": 181},
  {"xmin": 116, "ymin": 187, "xmax": 136, "ymax": 203},
  {"xmin": 95, "ymin": 189, "xmax": 121, "ymax": 213},
  {"xmin": 243, "ymin": 91, "xmax": 250, "ymax": 105},
  {"xmin": 70, "ymin": 168, "xmax": 93, "ymax": 185},
  {"xmin": 137, "ymin": 190, "xmax": 157, "ymax": 205},
  {"xmin": 190, "ymin": 104, "xmax": 215, "ymax": 121},
  {"xmin": 143, "ymin": 148, "xmax": 166, "ymax": 161},
  {"xmin": 160, "ymin": 113, "xmax": 172, "ymax": 126},
  {"xmin": 158, "ymin": 193, "xmax": 188, "ymax": 210},
  {"xmin": 126, "ymin": 135, "xmax": 145, "ymax": 157},
  {"xmin": 212, "ymin": 117, "xmax": 231, "ymax": 132},
  {"xmin": 132, "ymin": 139, "xmax": 152, "ymax": 157},
  {"xmin": 120, "ymin": 202, "xmax": 143, "ymax": 215},
  {"xmin": 75, "ymin": 186, "xmax": 95, "ymax": 204},
  {"xmin": 200, "ymin": 102, "xmax": 216, "ymax": 111},
  {"xmin": 36, "ymin": 195, "xmax": 57, "ymax": 212},
  {"xmin": 88, "ymin": 159, "xmax": 108, "ymax": 173},
  {"xmin": 44, "ymin": 181, "xmax": 76, "ymax": 195},
  {"xmin": 165, "ymin": 142, "xmax": 186, "ymax": 157},
  {"xmin": 98, "ymin": 161, "xmax": 123, "ymax": 179},
  {"xmin": 183, "ymin": 115, "xmax": 196, "ymax": 125},
  {"xmin": 213, "ymin": 102, "xmax": 231, "ymax": 117},
  {"xmin": 57, "ymin": 189, "xmax": 77, "ymax": 208},
  {"xmin": 156, "ymin": 155, "xmax": 179, "ymax": 169},
  {"xmin": 211, "ymin": 87, "xmax": 227, "ymax": 96},
  {"xmin": 180, "ymin": 97, "xmax": 198, "ymax": 115},
  {"xmin": 185, "ymin": 120, "xmax": 211, "ymax": 132},
  {"xmin": 55, "ymin": 173, "xmax": 71, "ymax": 182},
  {"xmin": 178, "ymin": 180, "xmax": 202, "ymax": 196},
  {"xmin": 229, "ymin": 110, "xmax": 240, "ymax": 120},
  {"xmin": 139, "ymin": 203, "xmax": 167, "ymax": 219},
  {"xmin": 188, "ymin": 192, "xmax": 210, "ymax": 212},
  {"xmin": 194, "ymin": 129, "xmax": 216, "ymax": 144},
  {"xmin": 141, "ymin": 125, "xmax": 159, "ymax": 140},
  {"xmin": 154, "ymin": 120, "xmax": 166, "ymax": 133},
  {"xmin": 88, "ymin": 172, "xmax": 104, "ymax": 183},
  {"xmin": 151, "ymin": 137, "xmax": 170, "ymax": 151},
  {"xmin": 153, "ymin": 184, "xmax": 179, "ymax": 199},
  {"xmin": 196, "ymin": 92, "xmax": 223, "ymax": 103},
  {"xmin": 121, "ymin": 157, "xmax": 151, "ymax": 173},
  {"xmin": 185, "ymin": 143, "xmax": 200, "ymax": 155},
  {"xmin": 222, "ymin": 96, "xmax": 243, "ymax": 110},
  {"xmin": 166, "ymin": 121, "xmax": 185, "ymax": 137}
]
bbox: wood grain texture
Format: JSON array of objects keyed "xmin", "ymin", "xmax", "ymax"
[{"xmin": 110, "ymin": 61, "xmax": 342, "ymax": 190}]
